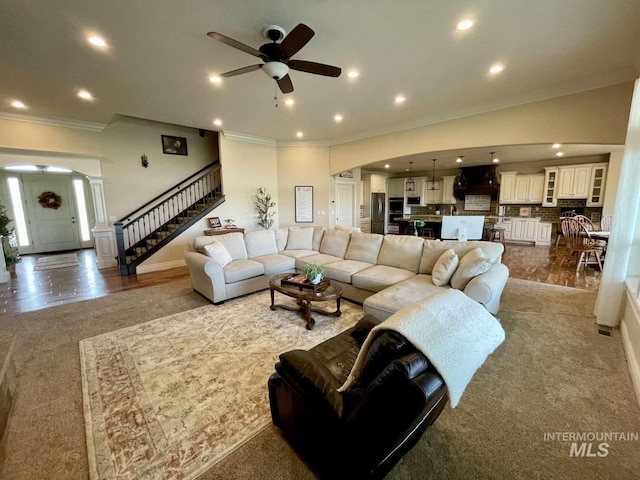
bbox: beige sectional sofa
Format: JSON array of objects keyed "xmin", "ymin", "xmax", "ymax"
[{"xmin": 184, "ymin": 226, "xmax": 509, "ymax": 319}]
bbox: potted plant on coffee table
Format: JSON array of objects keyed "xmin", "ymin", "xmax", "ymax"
[{"xmin": 302, "ymin": 263, "xmax": 324, "ymax": 285}]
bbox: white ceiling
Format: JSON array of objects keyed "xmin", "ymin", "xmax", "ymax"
[{"xmin": 1, "ymin": 0, "xmax": 639, "ymax": 170}]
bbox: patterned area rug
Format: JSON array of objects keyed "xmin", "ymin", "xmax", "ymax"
[
  {"xmin": 34, "ymin": 253, "xmax": 79, "ymax": 270},
  {"xmin": 80, "ymin": 291, "xmax": 362, "ymax": 480}
]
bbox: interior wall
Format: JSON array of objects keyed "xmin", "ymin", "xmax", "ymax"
[
  {"xmin": 330, "ymin": 82, "xmax": 634, "ymax": 173},
  {"xmin": 276, "ymin": 146, "xmax": 332, "ymax": 228}
]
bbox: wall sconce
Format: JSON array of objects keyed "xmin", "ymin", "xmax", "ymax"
[{"xmin": 141, "ymin": 154, "xmax": 149, "ymax": 168}]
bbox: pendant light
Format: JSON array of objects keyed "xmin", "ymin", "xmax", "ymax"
[
  {"xmin": 484, "ymin": 152, "xmax": 497, "ymax": 186},
  {"xmin": 428, "ymin": 158, "xmax": 440, "ymax": 190},
  {"xmin": 405, "ymin": 162, "xmax": 416, "ymax": 192}
]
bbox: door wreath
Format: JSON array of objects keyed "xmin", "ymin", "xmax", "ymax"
[{"xmin": 38, "ymin": 191, "xmax": 62, "ymax": 209}]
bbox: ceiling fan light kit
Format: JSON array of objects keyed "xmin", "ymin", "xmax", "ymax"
[{"xmin": 207, "ymin": 23, "xmax": 341, "ymax": 96}]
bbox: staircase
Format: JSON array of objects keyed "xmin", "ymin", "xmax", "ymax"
[{"xmin": 115, "ymin": 162, "xmax": 224, "ymax": 275}]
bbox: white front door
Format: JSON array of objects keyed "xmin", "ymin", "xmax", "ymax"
[
  {"xmin": 335, "ymin": 182, "xmax": 355, "ymax": 227},
  {"xmin": 23, "ymin": 174, "xmax": 81, "ymax": 253}
]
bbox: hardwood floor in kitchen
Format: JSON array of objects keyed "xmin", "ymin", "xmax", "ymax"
[{"xmin": 0, "ymin": 242, "xmax": 602, "ymax": 315}]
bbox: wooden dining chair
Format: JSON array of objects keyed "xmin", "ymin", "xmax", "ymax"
[
  {"xmin": 561, "ymin": 218, "xmax": 603, "ymax": 272},
  {"xmin": 572, "ymin": 214, "xmax": 595, "ymax": 231},
  {"xmin": 600, "ymin": 215, "xmax": 613, "ymax": 231},
  {"xmin": 555, "ymin": 211, "xmax": 577, "ymax": 247}
]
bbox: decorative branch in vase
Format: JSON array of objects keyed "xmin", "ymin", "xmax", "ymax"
[{"xmin": 254, "ymin": 187, "xmax": 276, "ymax": 230}]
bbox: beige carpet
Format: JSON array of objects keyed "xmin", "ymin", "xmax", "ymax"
[
  {"xmin": 80, "ymin": 293, "xmax": 362, "ymax": 480},
  {"xmin": 34, "ymin": 253, "xmax": 79, "ymax": 270},
  {"xmin": 1, "ymin": 278, "xmax": 640, "ymax": 480}
]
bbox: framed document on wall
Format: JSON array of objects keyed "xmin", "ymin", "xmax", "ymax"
[{"xmin": 295, "ymin": 186, "xmax": 314, "ymax": 223}]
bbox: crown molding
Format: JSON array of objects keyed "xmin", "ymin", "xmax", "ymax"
[
  {"xmin": 276, "ymin": 140, "xmax": 332, "ymax": 147},
  {"xmin": 0, "ymin": 111, "xmax": 106, "ymax": 132},
  {"xmin": 222, "ymin": 130, "xmax": 276, "ymax": 146}
]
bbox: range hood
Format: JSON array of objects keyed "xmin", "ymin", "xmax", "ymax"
[{"xmin": 453, "ymin": 165, "xmax": 499, "ymax": 200}]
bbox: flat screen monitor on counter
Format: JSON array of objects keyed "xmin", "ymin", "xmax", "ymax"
[{"xmin": 441, "ymin": 215, "xmax": 485, "ymax": 241}]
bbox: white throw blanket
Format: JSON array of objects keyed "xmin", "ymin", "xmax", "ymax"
[{"xmin": 338, "ymin": 289, "xmax": 505, "ymax": 408}]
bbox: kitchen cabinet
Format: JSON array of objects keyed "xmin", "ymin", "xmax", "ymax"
[
  {"xmin": 542, "ymin": 167, "xmax": 559, "ymax": 207},
  {"xmin": 587, "ymin": 165, "xmax": 607, "ymax": 207},
  {"xmin": 441, "ymin": 176, "xmax": 457, "ymax": 204},
  {"xmin": 499, "ymin": 172, "xmax": 517, "ymax": 203},
  {"xmin": 360, "ymin": 217, "xmax": 371, "ymax": 234},
  {"xmin": 536, "ymin": 222, "xmax": 553, "ymax": 245},
  {"xmin": 387, "ymin": 178, "xmax": 405, "ymax": 198},
  {"xmin": 422, "ymin": 181, "xmax": 443, "ymax": 205},
  {"xmin": 503, "ymin": 218, "xmax": 538, "ymax": 243},
  {"xmin": 514, "ymin": 174, "xmax": 544, "ymax": 204},
  {"xmin": 557, "ymin": 165, "xmax": 591, "ymax": 199},
  {"xmin": 370, "ymin": 174, "xmax": 387, "ymax": 193},
  {"xmin": 406, "ymin": 177, "xmax": 424, "ymax": 198}
]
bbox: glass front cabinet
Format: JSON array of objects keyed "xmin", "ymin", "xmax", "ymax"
[
  {"xmin": 542, "ymin": 167, "xmax": 558, "ymax": 207},
  {"xmin": 587, "ymin": 165, "xmax": 607, "ymax": 207}
]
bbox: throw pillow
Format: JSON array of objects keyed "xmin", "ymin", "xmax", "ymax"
[
  {"xmin": 431, "ymin": 249, "xmax": 459, "ymax": 286},
  {"xmin": 450, "ymin": 247, "xmax": 492, "ymax": 290},
  {"xmin": 203, "ymin": 241, "xmax": 233, "ymax": 267}
]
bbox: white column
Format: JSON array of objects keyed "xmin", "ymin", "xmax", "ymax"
[
  {"xmin": 595, "ymin": 78, "xmax": 640, "ymax": 326},
  {"xmin": 87, "ymin": 176, "xmax": 118, "ymax": 269}
]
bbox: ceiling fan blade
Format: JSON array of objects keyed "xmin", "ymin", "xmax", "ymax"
[
  {"xmin": 279, "ymin": 23, "xmax": 315, "ymax": 59},
  {"xmin": 220, "ymin": 64, "xmax": 262, "ymax": 77},
  {"xmin": 277, "ymin": 74, "xmax": 294, "ymax": 94},
  {"xmin": 207, "ymin": 32, "xmax": 266, "ymax": 60},
  {"xmin": 288, "ymin": 60, "xmax": 342, "ymax": 77}
]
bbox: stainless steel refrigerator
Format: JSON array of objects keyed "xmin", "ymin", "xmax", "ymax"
[{"xmin": 370, "ymin": 193, "xmax": 386, "ymax": 234}]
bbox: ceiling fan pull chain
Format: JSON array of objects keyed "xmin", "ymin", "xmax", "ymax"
[{"xmin": 273, "ymin": 81, "xmax": 279, "ymax": 108}]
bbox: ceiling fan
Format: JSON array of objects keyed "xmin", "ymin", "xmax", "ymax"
[{"xmin": 207, "ymin": 23, "xmax": 342, "ymax": 94}]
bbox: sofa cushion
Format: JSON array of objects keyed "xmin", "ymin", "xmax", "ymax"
[
  {"xmin": 193, "ymin": 235, "xmax": 220, "ymax": 254},
  {"xmin": 319, "ymin": 229, "xmax": 353, "ymax": 258},
  {"xmin": 344, "ymin": 233, "xmax": 384, "ymax": 264},
  {"xmin": 210, "ymin": 232, "xmax": 247, "ymax": 260},
  {"xmin": 223, "ymin": 259, "xmax": 265, "ymax": 283},
  {"xmin": 296, "ymin": 253, "xmax": 344, "ymax": 272},
  {"xmin": 251, "ymin": 253, "xmax": 295, "ymax": 276},
  {"xmin": 322, "ymin": 260, "xmax": 374, "ymax": 284},
  {"xmin": 363, "ymin": 275, "xmax": 447, "ymax": 320},
  {"xmin": 203, "ymin": 241, "xmax": 233, "ymax": 267},
  {"xmin": 352, "ymin": 265, "xmax": 416, "ymax": 293},
  {"xmin": 450, "ymin": 248, "xmax": 493, "ymax": 290},
  {"xmin": 275, "ymin": 227, "xmax": 289, "ymax": 251},
  {"xmin": 287, "ymin": 227, "xmax": 314, "ymax": 250},
  {"xmin": 245, "ymin": 230, "xmax": 278, "ymax": 258},
  {"xmin": 312, "ymin": 226, "xmax": 326, "ymax": 251},
  {"xmin": 377, "ymin": 235, "xmax": 424, "ymax": 272},
  {"xmin": 280, "ymin": 249, "xmax": 317, "ymax": 259},
  {"xmin": 335, "ymin": 225, "xmax": 362, "ymax": 233},
  {"xmin": 419, "ymin": 240, "xmax": 503, "ymax": 274},
  {"xmin": 431, "ymin": 249, "xmax": 459, "ymax": 287}
]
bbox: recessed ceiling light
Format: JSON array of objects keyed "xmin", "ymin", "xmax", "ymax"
[
  {"xmin": 492, "ymin": 157, "xmax": 500, "ymax": 163},
  {"xmin": 395, "ymin": 95, "xmax": 406, "ymax": 104},
  {"xmin": 457, "ymin": 19, "xmax": 474, "ymax": 30},
  {"xmin": 347, "ymin": 70, "xmax": 359, "ymax": 79},
  {"xmin": 384, "ymin": 164, "xmax": 390, "ymax": 169},
  {"xmin": 77, "ymin": 90, "xmax": 93, "ymax": 100},
  {"xmin": 296, "ymin": 131, "xmax": 303, "ymax": 138},
  {"xmin": 209, "ymin": 75, "xmax": 222, "ymax": 84},
  {"xmin": 88, "ymin": 36, "xmax": 107, "ymax": 47},
  {"xmin": 552, "ymin": 143, "xmax": 561, "ymax": 149},
  {"xmin": 556, "ymin": 152, "xmax": 564, "ymax": 157},
  {"xmin": 213, "ymin": 118, "xmax": 222, "ymax": 127},
  {"xmin": 284, "ymin": 98, "xmax": 294, "ymax": 106},
  {"xmin": 334, "ymin": 114, "xmax": 343, "ymax": 122},
  {"xmin": 489, "ymin": 64, "xmax": 504, "ymax": 74},
  {"xmin": 11, "ymin": 100, "xmax": 26, "ymax": 109},
  {"xmin": 456, "ymin": 156, "xmax": 463, "ymax": 163}
]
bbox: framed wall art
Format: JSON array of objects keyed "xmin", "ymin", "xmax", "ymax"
[
  {"xmin": 295, "ymin": 186, "xmax": 313, "ymax": 223},
  {"xmin": 161, "ymin": 135, "xmax": 188, "ymax": 155}
]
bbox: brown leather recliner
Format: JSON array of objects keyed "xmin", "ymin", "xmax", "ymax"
[{"xmin": 268, "ymin": 314, "xmax": 448, "ymax": 479}]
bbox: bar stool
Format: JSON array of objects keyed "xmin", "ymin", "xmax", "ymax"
[
  {"xmin": 421, "ymin": 227, "xmax": 435, "ymax": 238},
  {"xmin": 489, "ymin": 224, "xmax": 507, "ymax": 248}
]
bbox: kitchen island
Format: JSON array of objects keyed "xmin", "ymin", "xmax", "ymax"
[{"xmin": 393, "ymin": 215, "xmax": 503, "ymax": 239}]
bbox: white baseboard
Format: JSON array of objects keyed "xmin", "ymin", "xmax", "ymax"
[{"xmin": 135, "ymin": 259, "xmax": 186, "ymax": 274}]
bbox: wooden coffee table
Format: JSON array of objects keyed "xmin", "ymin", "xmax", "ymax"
[{"xmin": 269, "ymin": 274, "xmax": 343, "ymax": 330}]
